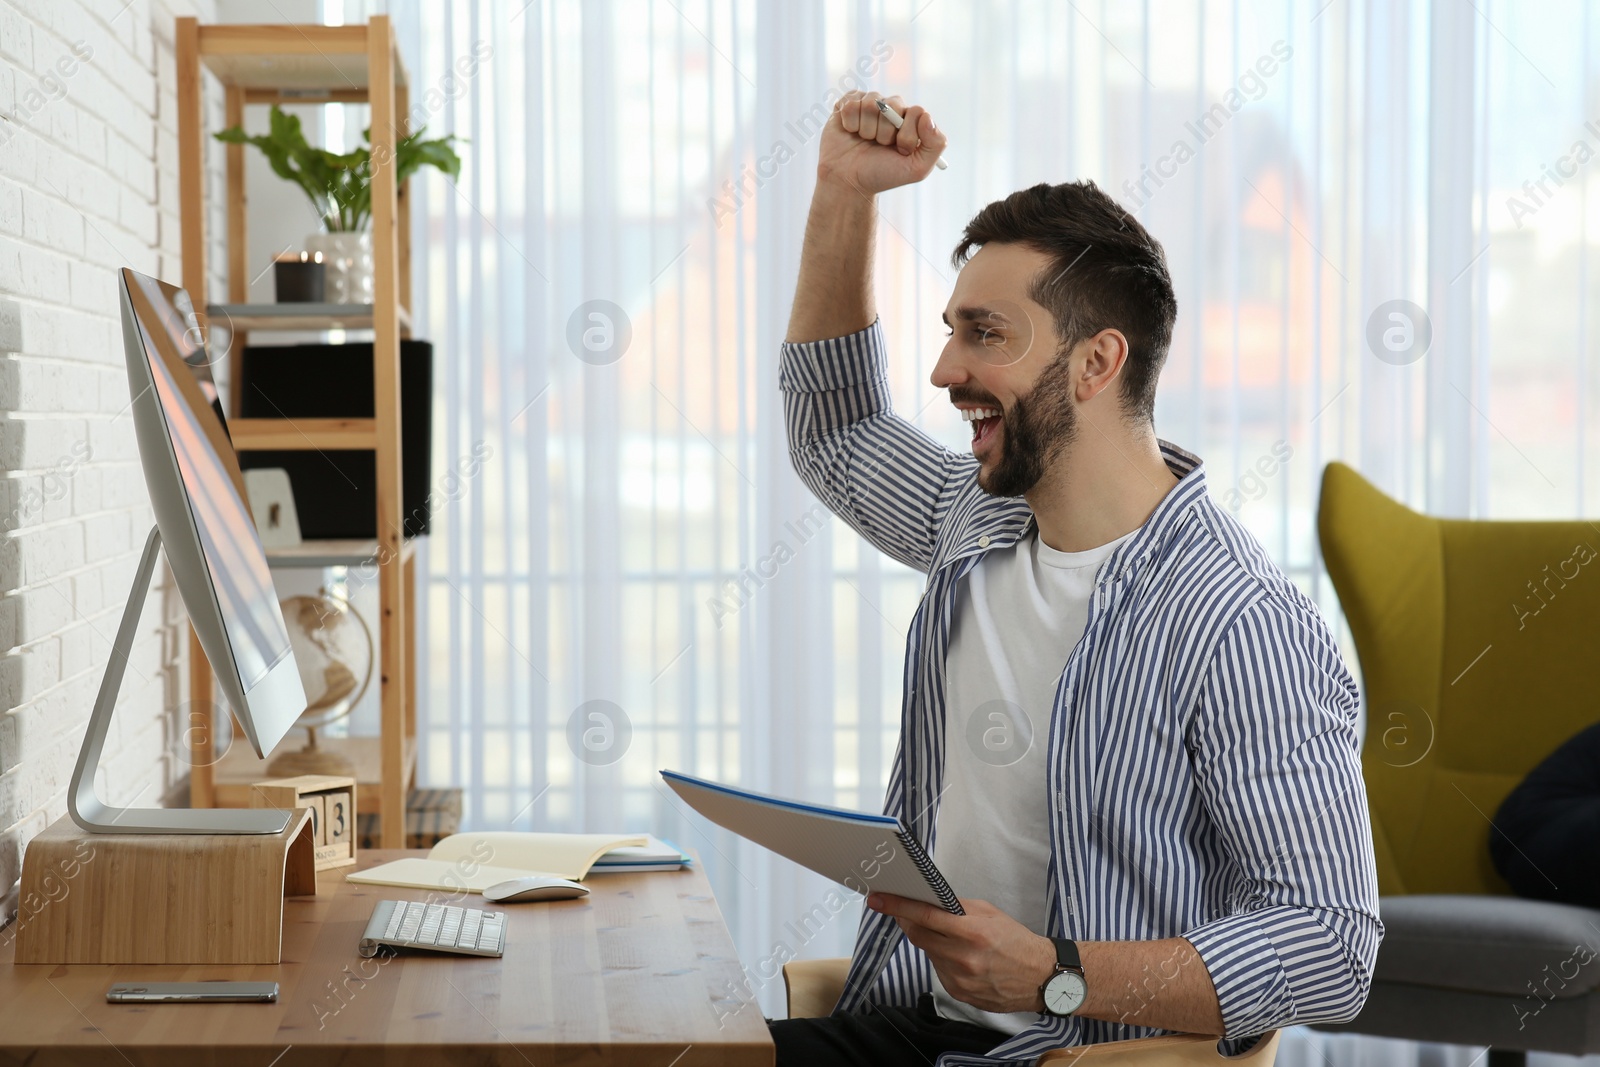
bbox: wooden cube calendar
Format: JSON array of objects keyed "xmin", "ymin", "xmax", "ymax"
[
  {"xmin": 324, "ymin": 789, "xmax": 353, "ymax": 847},
  {"xmin": 250, "ymin": 774, "xmax": 358, "ymax": 871},
  {"xmin": 301, "ymin": 792, "xmax": 327, "ymax": 843}
]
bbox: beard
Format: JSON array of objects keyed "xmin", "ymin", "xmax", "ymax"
[{"xmin": 970, "ymin": 351, "xmax": 1080, "ymax": 498}]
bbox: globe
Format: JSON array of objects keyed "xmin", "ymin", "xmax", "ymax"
[{"xmin": 266, "ymin": 592, "xmax": 374, "ymax": 778}]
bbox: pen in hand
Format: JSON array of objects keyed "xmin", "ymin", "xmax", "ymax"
[{"xmin": 875, "ymin": 99, "xmax": 949, "ymax": 171}]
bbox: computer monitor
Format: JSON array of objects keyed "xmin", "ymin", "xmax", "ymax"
[{"xmin": 68, "ymin": 269, "xmax": 307, "ymax": 835}]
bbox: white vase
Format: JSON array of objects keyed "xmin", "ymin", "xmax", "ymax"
[{"xmin": 304, "ymin": 231, "xmax": 373, "ymax": 304}]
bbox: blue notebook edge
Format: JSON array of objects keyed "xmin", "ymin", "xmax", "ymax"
[
  {"xmin": 659, "ymin": 769, "xmax": 904, "ymax": 829},
  {"xmin": 659, "ymin": 769, "xmax": 964, "ymax": 916},
  {"xmin": 592, "ymin": 835, "xmax": 693, "ymax": 867}
]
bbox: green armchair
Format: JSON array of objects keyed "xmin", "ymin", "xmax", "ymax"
[{"xmin": 1315, "ymin": 461, "xmax": 1600, "ymax": 1065}]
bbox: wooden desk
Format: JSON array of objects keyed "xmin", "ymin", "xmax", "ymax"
[{"xmin": 0, "ymin": 849, "xmax": 774, "ymax": 1066}]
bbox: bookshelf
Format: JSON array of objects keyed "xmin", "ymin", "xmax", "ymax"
[{"xmin": 175, "ymin": 16, "xmax": 415, "ymax": 848}]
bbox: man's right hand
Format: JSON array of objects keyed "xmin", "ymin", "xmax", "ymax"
[
  {"xmin": 787, "ymin": 90, "xmax": 943, "ymax": 342},
  {"xmin": 818, "ymin": 91, "xmax": 947, "ymax": 195}
]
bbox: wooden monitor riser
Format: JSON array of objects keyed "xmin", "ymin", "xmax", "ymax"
[{"xmin": 12, "ymin": 808, "xmax": 317, "ymax": 965}]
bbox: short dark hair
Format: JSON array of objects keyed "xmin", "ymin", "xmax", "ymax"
[{"xmin": 952, "ymin": 181, "xmax": 1177, "ymax": 424}]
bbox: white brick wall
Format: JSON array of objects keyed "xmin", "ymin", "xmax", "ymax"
[{"xmin": 0, "ymin": 0, "xmax": 222, "ymax": 921}]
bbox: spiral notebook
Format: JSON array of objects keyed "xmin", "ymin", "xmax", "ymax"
[{"xmin": 659, "ymin": 770, "xmax": 963, "ymax": 914}]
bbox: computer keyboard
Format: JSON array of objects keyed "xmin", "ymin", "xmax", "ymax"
[{"xmin": 358, "ymin": 899, "xmax": 506, "ymax": 958}]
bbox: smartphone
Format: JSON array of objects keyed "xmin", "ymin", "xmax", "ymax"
[{"xmin": 106, "ymin": 981, "xmax": 279, "ymax": 1004}]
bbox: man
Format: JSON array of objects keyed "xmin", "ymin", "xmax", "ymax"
[{"xmin": 768, "ymin": 91, "xmax": 1382, "ymax": 1066}]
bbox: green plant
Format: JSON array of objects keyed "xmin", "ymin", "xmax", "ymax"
[{"xmin": 215, "ymin": 105, "xmax": 462, "ymax": 232}]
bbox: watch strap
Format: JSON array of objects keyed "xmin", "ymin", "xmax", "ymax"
[{"xmin": 1051, "ymin": 937, "xmax": 1081, "ymax": 973}]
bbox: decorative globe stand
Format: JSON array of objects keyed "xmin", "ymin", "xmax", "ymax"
[{"xmin": 267, "ymin": 591, "xmax": 375, "ymax": 780}]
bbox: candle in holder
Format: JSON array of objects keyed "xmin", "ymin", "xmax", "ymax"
[{"xmin": 274, "ymin": 250, "xmax": 326, "ymax": 303}]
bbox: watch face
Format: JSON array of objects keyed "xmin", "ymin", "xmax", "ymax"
[{"xmin": 1044, "ymin": 970, "xmax": 1087, "ymax": 1016}]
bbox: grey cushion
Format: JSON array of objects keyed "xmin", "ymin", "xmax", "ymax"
[
  {"xmin": 1316, "ymin": 979, "xmax": 1600, "ymax": 1055},
  {"xmin": 1375, "ymin": 894, "xmax": 1600, "ymax": 998}
]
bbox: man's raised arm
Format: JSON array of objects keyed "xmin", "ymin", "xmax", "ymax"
[
  {"xmin": 781, "ymin": 92, "xmax": 967, "ymax": 573},
  {"xmin": 784, "ymin": 148, "xmax": 875, "ymax": 341},
  {"xmin": 786, "ymin": 92, "xmax": 941, "ymax": 341}
]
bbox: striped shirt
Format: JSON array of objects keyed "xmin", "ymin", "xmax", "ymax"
[{"xmin": 779, "ymin": 320, "xmax": 1382, "ymax": 1065}]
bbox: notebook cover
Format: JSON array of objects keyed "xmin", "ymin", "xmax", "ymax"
[{"xmin": 660, "ymin": 770, "xmax": 962, "ymax": 912}]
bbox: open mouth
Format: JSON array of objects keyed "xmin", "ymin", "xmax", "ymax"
[{"xmin": 961, "ymin": 406, "xmax": 1003, "ymax": 455}]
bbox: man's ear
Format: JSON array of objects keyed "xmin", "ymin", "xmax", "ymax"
[{"xmin": 1076, "ymin": 329, "xmax": 1130, "ymax": 404}]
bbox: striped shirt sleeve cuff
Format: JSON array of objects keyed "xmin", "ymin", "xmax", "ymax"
[
  {"xmin": 778, "ymin": 318, "xmax": 889, "ymax": 394},
  {"xmin": 1184, "ymin": 905, "xmax": 1315, "ymax": 1038}
]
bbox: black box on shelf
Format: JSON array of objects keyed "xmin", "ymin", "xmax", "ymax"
[{"xmin": 237, "ymin": 340, "xmax": 434, "ymax": 539}]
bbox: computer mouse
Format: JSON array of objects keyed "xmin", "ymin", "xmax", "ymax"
[{"xmin": 482, "ymin": 876, "xmax": 591, "ymax": 903}]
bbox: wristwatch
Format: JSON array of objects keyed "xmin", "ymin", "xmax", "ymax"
[{"xmin": 1040, "ymin": 937, "xmax": 1088, "ymax": 1017}]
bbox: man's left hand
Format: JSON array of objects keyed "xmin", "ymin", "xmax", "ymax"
[{"xmin": 867, "ymin": 892, "xmax": 1056, "ymax": 1014}]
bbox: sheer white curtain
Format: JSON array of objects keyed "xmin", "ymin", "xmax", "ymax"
[{"xmin": 385, "ymin": 0, "xmax": 1599, "ymax": 1047}]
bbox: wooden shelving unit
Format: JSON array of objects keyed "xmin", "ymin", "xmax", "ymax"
[
  {"xmin": 208, "ymin": 301, "xmax": 413, "ymax": 333},
  {"xmin": 213, "ymin": 736, "xmax": 412, "ymax": 816},
  {"xmin": 264, "ymin": 537, "xmax": 418, "ymax": 570},
  {"xmin": 176, "ymin": 16, "xmax": 415, "ymax": 848}
]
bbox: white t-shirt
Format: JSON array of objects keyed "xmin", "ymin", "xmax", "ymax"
[{"xmin": 930, "ymin": 527, "xmax": 1135, "ymax": 1034}]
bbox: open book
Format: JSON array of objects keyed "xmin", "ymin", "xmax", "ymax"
[
  {"xmin": 347, "ymin": 831, "xmax": 653, "ymax": 893},
  {"xmin": 660, "ymin": 770, "xmax": 963, "ymax": 914}
]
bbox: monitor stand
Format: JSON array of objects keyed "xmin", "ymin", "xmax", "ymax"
[{"xmin": 69, "ymin": 526, "xmax": 291, "ymax": 835}]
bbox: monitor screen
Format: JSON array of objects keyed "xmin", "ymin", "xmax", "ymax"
[{"xmin": 123, "ymin": 272, "xmax": 293, "ymax": 694}]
